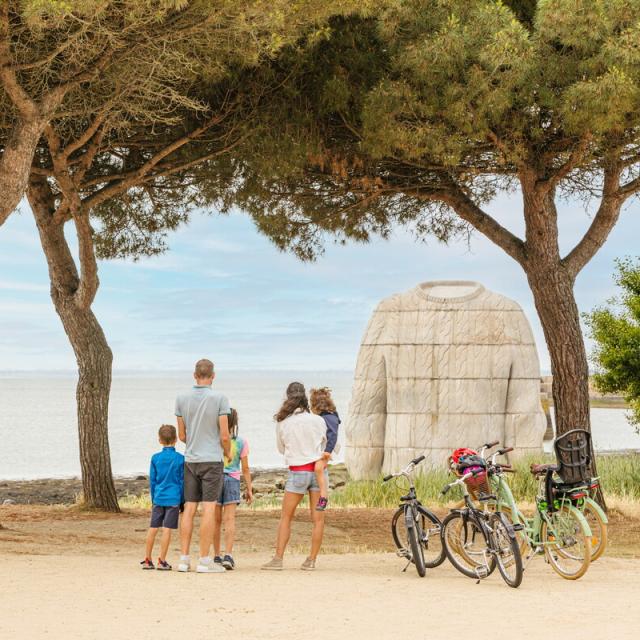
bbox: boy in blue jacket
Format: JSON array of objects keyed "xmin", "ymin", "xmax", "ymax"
[{"xmin": 141, "ymin": 425, "xmax": 184, "ymax": 570}]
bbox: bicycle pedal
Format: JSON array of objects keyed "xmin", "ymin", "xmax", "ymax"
[
  {"xmin": 512, "ymin": 524, "xmax": 524, "ymax": 531},
  {"xmin": 474, "ymin": 566, "xmax": 489, "ymax": 579}
]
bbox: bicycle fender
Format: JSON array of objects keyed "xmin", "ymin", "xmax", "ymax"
[
  {"xmin": 584, "ymin": 497, "xmax": 608, "ymax": 524},
  {"xmin": 404, "ymin": 506, "xmax": 415, "ymax": 529},
  {"xmin": 565, "ymin": 503, "xmax": 593, "ymax": 537}
]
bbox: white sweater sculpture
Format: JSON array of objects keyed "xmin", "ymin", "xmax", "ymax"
[{"xmin": 345, "ymin": 281, "xmax": 546, "ymax": 479}]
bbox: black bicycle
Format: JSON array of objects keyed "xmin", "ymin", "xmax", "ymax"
[
  {"xmin": 383, "ymin": 455, "xmax": 446, "ymax": 577},
  {"xmin": 440, "ymin": 469, "xmax": 523, "ymax": 588}
]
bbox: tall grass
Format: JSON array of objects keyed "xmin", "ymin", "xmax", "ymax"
[
  {"xmin": 117, "ymin": 454, "xmax": 640, "ymax": 510},
  {"xmin": 328, "ymin": 453, "xmax": 640, "ymax": 509}
]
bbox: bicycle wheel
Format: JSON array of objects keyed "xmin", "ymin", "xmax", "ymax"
[
  {"xmin": 493, "ymin": 506, "xmax": 530, "ymax": 560},
  {"xmin": 407, "ymin": 513, "xmax": 426, "ymax": 577},
  {"xmin": 582, "ymin": 500, "xmax": 608, "ymax": 561},
  {"xmin": 541, "ymin": 505, "xmax": 591, "ymax": 580},
  {"xmin": 490, "ymin": 513, "xmax": 523, "ymax": 588},
  {"xmin": 442, "ymin": 511, "xmax": 495, "ymax": 580},
  {"xmin": 392, "ymin": 506, "xmax": 445, "ymax": 568}
]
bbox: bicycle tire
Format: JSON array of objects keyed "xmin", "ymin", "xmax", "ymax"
[
  {"xmin": 490, "ymin": 512, "xmax": 523, "ymax": 588},
  {"xmin": 391, "ymin": 506, "xmax": 445, "ymax": 568},
  {"xmin": 407, "ymin": 511, "xmax": 426, "ymax": 577},
  {"xmin": 442, "ymin": 511, "xmax": 495, "ymax": 580},
  {"xmin": 582, "ymin": 499, "xmax": 608, "ymax": 561},
  {"xmin": 541, "ymin": 505, "xmax": 591, "ymax": 580}
]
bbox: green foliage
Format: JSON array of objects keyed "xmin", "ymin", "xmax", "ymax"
[
  {"xmin": 7, "ymin": 1, "xmax": 364, "ymax": 260},
  {"xmin": 586, "ymin": 258, "xmax": 640, "ymax": 429},
  {"xmin": 207, "ymin": 1, "xmax": 640, "ymax": 259}
]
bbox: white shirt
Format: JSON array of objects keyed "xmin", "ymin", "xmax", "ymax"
[{"xmin": 276, "ymin": 409, "xmax": 327, "ymax": 466}]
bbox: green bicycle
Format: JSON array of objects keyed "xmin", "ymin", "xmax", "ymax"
[{"xmin": 485, "ymin": 439, "xmax": 593, "ymax": 580}]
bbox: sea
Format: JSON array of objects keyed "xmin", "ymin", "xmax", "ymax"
[{"xmin": 1, "ymin": 371, "xmax": 639, "ymax": 480}]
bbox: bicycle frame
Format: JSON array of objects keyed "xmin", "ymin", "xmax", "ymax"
[{"xmin": 489, "ymin": 470, "xmax": 592, "ymax": 550}]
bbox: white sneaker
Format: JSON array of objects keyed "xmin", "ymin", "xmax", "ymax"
[
  {"xmin": 196, "ymin": 558, "xmax": 225, "ymax": 573},
  {"xmin": 178, "ymin": 555, "xmax": 191, "ymax": 572}
]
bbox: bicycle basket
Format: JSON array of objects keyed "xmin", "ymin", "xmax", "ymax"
[{"xmin": 453, "ymin": 453, "xmax": 489, "ymax": 495}]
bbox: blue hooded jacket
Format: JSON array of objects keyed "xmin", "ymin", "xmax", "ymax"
[
  {"xmin": 320, "ymin": 411, "xmax": 341, "ymax": 454},
  {"xmin": 149, "ymin": 446, "xmax": 184, "ymax": 506}
]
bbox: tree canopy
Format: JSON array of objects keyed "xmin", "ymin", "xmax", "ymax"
[
  {"xmin": 1, "ymin": 0, "xmax": 358, "ymax": 227},
  {"xmin": 586, "ymin": 259, "xmax": 640, "ymax": 430},
  {"xmin": 214, "ymin": 1, "xmax": 640, "ymax": 264}
]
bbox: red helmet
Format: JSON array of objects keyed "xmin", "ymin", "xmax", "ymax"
[{"xmin": 450, "ymin": 448, "xmax": 477, "ymax": 463}]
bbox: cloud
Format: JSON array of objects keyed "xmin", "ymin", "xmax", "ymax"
[
  {"xmin": 0, "ymin": 280, "xmax": 49, "ymax": 293},
  {"xmin": 1, "ymin": 191, "xmax": 639, "ymax": 373}
]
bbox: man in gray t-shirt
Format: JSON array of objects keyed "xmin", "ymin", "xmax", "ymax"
[{"xmin": 175, "ymin": 358, "xmax": 231, "ymax": 574}]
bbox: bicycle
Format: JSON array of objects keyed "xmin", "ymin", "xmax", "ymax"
[
  {"xmin": 482, "ymin": 440, "xmax": 593, "ymax": 580},
  {"xmin": 383, "ymin": 455, "xmax": 446, "ymax": 577},
  {"xmin": 440, "ymin": 469, "xmax": 523, "ymax": 588}
]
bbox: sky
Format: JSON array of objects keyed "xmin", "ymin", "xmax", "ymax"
[{"xmin": 0, "ymin": 191, "xmax": 638, "ymax": 374}]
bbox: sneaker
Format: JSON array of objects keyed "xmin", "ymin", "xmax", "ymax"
[
  {"xmin": 260, "ymin": 556, "xmax": 283, "ymax": 571},
  {"xmin": 196, "ymin": 557, "xmax": 225, "ymax": 573},
  {"xmin": 214, "ymin": 556, "xmax": 223, "ymax": 566},
  {"xmin": 177, "ymin": 555, "xmax": 191, "ymax": 572},
  {"xmin": 300, "ymin": 557, "xmax": 316, "ymax": 571},
  {"xmin": 157, "ymin": 559, "xmax": 172, "ymax": 571},
  {"xmin": 315, "ymin": 496, "xmax": 328, "ymax": 511},
  {"xmin": 222, "ymin": 555, "xmax": 235, "ymax": 570},
  {"xmin": 140, "ymin": 558, "xmax": 155, "ymax": 570}
]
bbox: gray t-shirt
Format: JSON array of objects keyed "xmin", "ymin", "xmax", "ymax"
[{"xmin": 175, "ymin": 385, "xmax": 230, "ymax": 463}]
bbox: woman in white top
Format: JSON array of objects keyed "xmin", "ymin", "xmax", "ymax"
[{"xmin": 261, "ymin": 382, "xmax": 327, "ymax": 571}]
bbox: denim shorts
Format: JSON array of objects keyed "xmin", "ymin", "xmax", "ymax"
[
  {"xmin": 284, "ymin": 469, "xmax": 329, "ymax": 495},
  {"xmin": 218, "ymin": 474, "xmax": 241, "ymax": 505}
]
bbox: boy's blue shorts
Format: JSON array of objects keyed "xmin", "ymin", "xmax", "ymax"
[
  {"xmin": 218, "ymin": 475, "xmax": 241, "ymax": 506},
  {"xmin": 150, "ymin": 505, "xmax": 180, "ymax": 529}
]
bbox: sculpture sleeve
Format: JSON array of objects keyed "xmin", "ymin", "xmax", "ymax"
[
  {"xmin": 345, "ymin": 307, "xmax": 388, "ymax": 479},
  {"xmin": 503, "ymin": 339, "xmax": 547, "ymax": 450}
]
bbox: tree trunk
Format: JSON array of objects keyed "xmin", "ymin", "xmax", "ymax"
[
  {"xmin": 0, "ymin": 117, "xmax": 45, "ymax": 226},
  {"xmin": 521, "ymin": 176, "xmax": 604, "ymax": 506},
  {"xmin": 527, "ymin": 265, "xmax": 591, "ymax": 434},
  {"xmin": 28, "ymin": 177, "xmax": 120, "ymax": 512}
]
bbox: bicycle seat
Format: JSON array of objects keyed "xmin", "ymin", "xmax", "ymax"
[{"xmin": 530, "ymin": 463, "xmax": 559, "ymax": 476}]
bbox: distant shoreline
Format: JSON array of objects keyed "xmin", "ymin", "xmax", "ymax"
[{"xmin": 0, "ymin": 466, "xmax": 350, "ymax": 506}]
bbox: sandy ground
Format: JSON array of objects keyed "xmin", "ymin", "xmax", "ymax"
[
  {"xmin": 1, "ymin": 505, "xmax": 639, "ymax": 639},
  {"xmin": 1, "ymin": 553, "xmax": 639, "ymax": 640}
]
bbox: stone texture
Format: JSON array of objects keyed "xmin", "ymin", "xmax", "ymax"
[{"xmin": 345, "ymin": 281, "xmax": 546, "ymax": 479}]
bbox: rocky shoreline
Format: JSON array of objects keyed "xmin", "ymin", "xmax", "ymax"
[{"xmin": 0, "ymin": 464, "xmax": 350, "ymax": 506}]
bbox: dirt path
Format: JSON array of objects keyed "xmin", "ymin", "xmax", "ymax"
[
  {"xmin": 1, "ymin": 504, "xmax": 639, "ymax": 639},
  {"xmin": 1, "ymin": 552, "xmax": 638, "ymax": 640},
  {"xmin": 2, "ymin": 504, "xmax": 639, "ymax": 557}
]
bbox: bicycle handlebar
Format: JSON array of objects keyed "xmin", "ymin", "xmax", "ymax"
[
  {"xmin": 441, "ymin": 469, "xmax": 478, "ymax": 494},
  {"xmin": 382, "ymin": 454, "xmax": 426, "ymax": 483}
]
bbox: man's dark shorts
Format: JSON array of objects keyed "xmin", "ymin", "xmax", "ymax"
[
  {"xmin": 184, "ymin": 461, "xmax": 224, "ymax": 503},
  {"xmin": 150, "ymin": 505, "xmax": 180, "ymax": 529}
]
